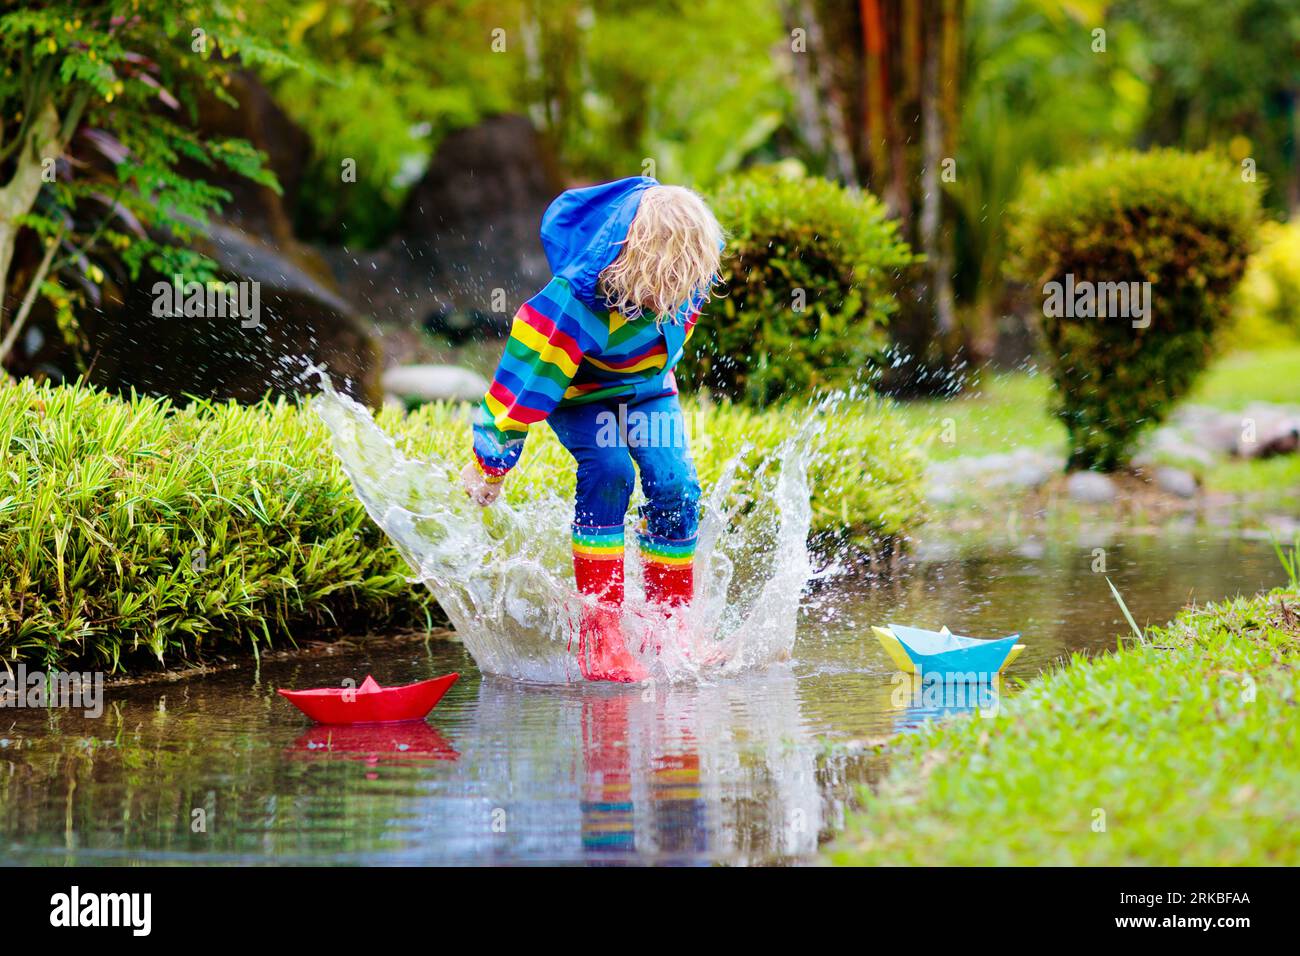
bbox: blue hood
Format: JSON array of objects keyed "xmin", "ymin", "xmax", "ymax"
[{"xmin": 540, "ymin": 176, "xmax": 658, "ymax": 312}]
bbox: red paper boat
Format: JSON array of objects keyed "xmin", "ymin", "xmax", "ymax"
[{"xmin": 277, "ymin": 673, "xmax": 459, "ymax": 725}]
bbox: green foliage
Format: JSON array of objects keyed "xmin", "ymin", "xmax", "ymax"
[
  {"xmin": 950, "ymin": 0, "xmax": 1148, "ymax": 314},
  {"xmin": 829, "ymin": 587, "xmax": 1300, "ymax": 865},
  {"xmin": 0, "ymin": 378, "xmax": 435, "ymax": 671},
  {"xmin": 271, "ymin": 0, "xmax": 517, "ymax": 245},
  {"xmin": 0, "ymin": 378, "xmax": 926, "ymax": 672},
  {"xmin": 572, "ymin": 0, "xmax": 787, "ymax": 186},
  {"xmin": 1006, "ymin": 149, "xmax": 1261, "ymax": 471},
  {"xmin": 1116, "ymin": 0, "xmax": 1300, "ymax": 213},
  {"xmin": 1232, "ymin": 220, "xmax": 1300, "ymax": 349},
  {"xmin": 274, "ymin": 0, "xmax": 788, "ymax": 246},
  {"xmin": 685, "ymin": 169, "xmax": 918, "ymax": 405},
  {"xmin": 433, "ymin": 394, "xmax": 928, "ymax": 555},
  {"xmin": 0, "ymin": 0, "xmax": 299, "ymax": 357},
  {"xmin": 891, "ymin": 371, "xmax": 1064, "ymax": 463},
  {"xmin": 687, "ymin": 399, "xmax": 928, "ymax": 554},
  {"xmin": 1273, "ymin": 536, "xmax": 1300, "ymax": 589}
]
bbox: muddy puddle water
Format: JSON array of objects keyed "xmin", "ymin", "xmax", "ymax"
[{"xmin": 0, "ymin": 532, "xmax": 1287, "ymax": 865}]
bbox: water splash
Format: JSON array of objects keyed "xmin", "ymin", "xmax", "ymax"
[{"xmin": 313, "ymin": 376, "xmax": 814, "ymax": 683}]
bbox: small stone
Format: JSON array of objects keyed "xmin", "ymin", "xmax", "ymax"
[
  {"xmin": 1154, "ymin": 466, "xmax": 1198, "ymax": 499},
  {"xmin": 1066, "ymin": 470, "xmax": 1118, "ymax": 503},
  {"xmin": 380, "ymin": 364, "xmax": 490, "ymax": 404},
  {"xmin": 1237, "ymin": 404, "xmax": 1300, "ymax": 458},
  {"xmin": 1005, "ymin": 462, "xmax": 1052, "ymax": 489}
]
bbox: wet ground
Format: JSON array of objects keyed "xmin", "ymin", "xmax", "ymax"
[{"xmin": 0, "ymin": 529, "xmax": 1288, "ymax": 865}]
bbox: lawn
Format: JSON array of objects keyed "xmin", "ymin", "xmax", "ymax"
[
  {"xmin": 892, "ymin": 346, "xmax": 1300, "ymax": 495},
  {"xmin": 828, "ymin": 582, "xmax": 1300, "ymax": 865},
  {"xmin": 891, "ymin": 370, "xmax": 1064, "ymax": 462}
]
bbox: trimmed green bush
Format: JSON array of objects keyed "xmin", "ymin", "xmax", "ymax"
[
  {"xmin": 1007, "ymin": 150, "xmax": 1261, "ymax": 471},
  {"xmin": 0, "ymin": 379, "xmax": 926, "ymax": 672},
  {"xmin": 683, "ymin": 169, "xmax": 917, "ymax": 405}
]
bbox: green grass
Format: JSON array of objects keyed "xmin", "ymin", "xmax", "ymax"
[
  {"xmin": 1203, "ymin": 454, "xmax": 1300, "ymax": 499},
  {"xmin": 891, "ymin": 372, "xmax": 1062, "ymax": 462},
  {"xmin": 1185, "ymin": 346, "xmax": 1300, "ymax": 409},
  {"xmin": 0, "ymin": 379, "xmax": 925, "ymax": 672},
  {"xmin": 895, "ymin": 347, "xmax": 1300, "ymax": 496},
  {"xmin": 828, "ymin": 585, "xmax": 1300, "ymax": 865}
]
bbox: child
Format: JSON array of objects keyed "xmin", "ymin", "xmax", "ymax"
[{"xmin": 461, "ymin": 177, "xmax": 723, "ymax": 683}]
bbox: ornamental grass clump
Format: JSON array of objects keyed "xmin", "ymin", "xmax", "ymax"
[{"xmin": 1, "ymin": 379, "xmax": 926, "ymax": 671}]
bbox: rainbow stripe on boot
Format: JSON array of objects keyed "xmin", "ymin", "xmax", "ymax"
[
  {"xmin": 571, "ymin": 524, "xmax": 645, "ymax": 682},
  {"xmin": 638, "ymin": 529, "xmax": 696, "ymax": 607}
]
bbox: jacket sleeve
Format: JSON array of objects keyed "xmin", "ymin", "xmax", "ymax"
[{"xmin": 472, "ymin": 277, "xmax": 602, "ymax": 480}]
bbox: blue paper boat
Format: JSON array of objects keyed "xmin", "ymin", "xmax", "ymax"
[{"xmin": 872, "ymin": 623, "xmax": 1025, "ymax": 677}]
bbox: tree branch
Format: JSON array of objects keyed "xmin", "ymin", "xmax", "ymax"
[{"xmin": 0, "ymin": 227, "xmax": 64, "ymax": 371}]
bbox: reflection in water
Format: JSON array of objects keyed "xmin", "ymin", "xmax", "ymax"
[
  {"xmin": 886, "ymin": 673, "xmax": 1004, "ymax": 732},
  {"xmin": 438, "ymin": 670, "xmax": 822, "ymax": 864},
  {"xmin": 0, "ymin": 530, "xmax": 1290, "ymax": 865},
  {"xmin": 287, "ymin": 724, "xmax": 460, "ymax": 763}
]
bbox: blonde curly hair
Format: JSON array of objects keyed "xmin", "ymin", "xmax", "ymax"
[{"xmin": 598, "ymin": 185, "xmax": 724, "ymax": 323}]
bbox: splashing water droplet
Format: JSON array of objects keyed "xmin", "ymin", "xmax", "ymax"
[{"xmin": 313, "ymin": 376, "xmax": 815, "ymax": 684}]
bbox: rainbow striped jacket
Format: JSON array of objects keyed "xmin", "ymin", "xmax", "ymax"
[{"xmin": 472, "ymin": 276, "xmax": 698, "ymax": 479}]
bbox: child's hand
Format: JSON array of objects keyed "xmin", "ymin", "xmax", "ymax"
[{"xmin": 461, "ymin": 462, "xmax": 502, "ymax": 507}]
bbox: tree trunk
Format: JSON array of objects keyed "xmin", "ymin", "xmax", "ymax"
[
  {"xmin": 803, "ymin": 0, "xmax": 858, "ymax": 185},
  {"xmin": 1290, "ymin": 91, "xmax": 1300, "ymax": 216},
  {"xmin": 817, "ymin": 0, "xmax": 965, "ymax": 393},
  {"xmin": 0, "ymin": 224, "xmax": 62, "ymax": 366},
  {"xmin": 918, "ymin": 0, "xmax": 957, "ymax": 340},
  {"xmin": 783, "ymin": 0, "xmax": 858, "ymax": 185},
  {"xmin": 0, "ymin": 100, "xmax": 60, "ymax": 331}
]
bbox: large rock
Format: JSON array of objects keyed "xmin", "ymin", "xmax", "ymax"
[
  {"xmin": 74, "ymin": 222, "xmax": 382, "ymax": 405},
  {"xmin": 328, "ymin": 115, "xmax": 563, "ymax": 362},
  {"xmin": 13, "ymin": 73, "xmax": 383, "ymax": 405},
  {"xmin": 181, "ymin": 70, "xmax": 311, "ymax": 244}
]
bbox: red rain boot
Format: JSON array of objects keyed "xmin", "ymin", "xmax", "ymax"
[
  {"xmin": 643, "ymin": 557, "xmax": 722, "ymax": 663},
  {"xmin": 577, "ymin": 606, "xmax": 647, "ymax": 683},
  {"xmin": 573, "ymin": 550, "xmax": 647, "ymax": 683},
  {"xmin": 643, "ymin": 560, "xmax": 694, "ymax": 608}
]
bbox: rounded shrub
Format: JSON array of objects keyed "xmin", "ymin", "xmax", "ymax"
[
  {"xmin": 1007, "ymin": 150, "xmax": 1261, "ymax": 472},
  {"xmin": 683, "ymin": 169, "xmax": 917, "ymax": 405}
]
